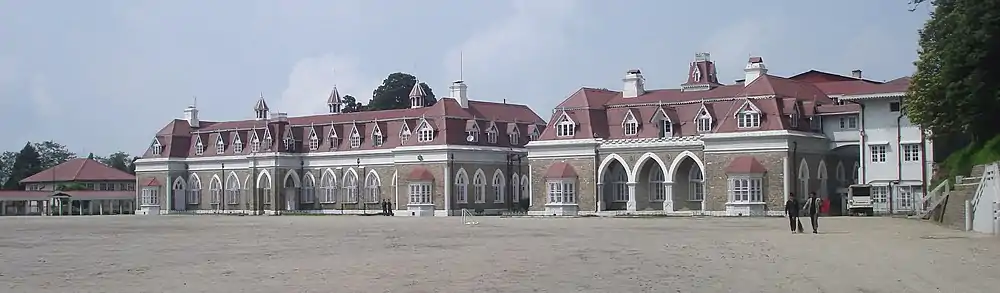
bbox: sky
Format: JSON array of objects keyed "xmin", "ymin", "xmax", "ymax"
[{"xmin": 0, "ymin": 0, "xmax": 932, "ymax": 156}]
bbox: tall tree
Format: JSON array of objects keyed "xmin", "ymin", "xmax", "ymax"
[
  {"xmin": 369, "ymin": 72, "xmax": 436, "ymax": 111},
  {"xmin": 127, "ymin": 156, "xmax": 140, "ymax": 175},
  {"xmin": 0, "ymin": 151, "xmax": 17, "ymax": 185},
  {"xmin": 3, "ymin": 143, "xmax": 44, "ymax": 190},
  {"xmin": 906, "ymin": 0, "xmax": 1000, "ymax": 141},
  {"xmin": 33, "ymin": 141, "xmax": 76, "ymax": 169},
  {"xmin": 341, "ymin": 95, "xmax": 364, "ymax": 113},
  {"xmin": 98, "ymin": 151, "xmax": 132, "ymax": 173}
]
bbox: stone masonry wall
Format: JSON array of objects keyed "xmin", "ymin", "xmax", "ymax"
[
  {"xmin": 702, "ymin": 152, "xmax": 787, "ymax": 211},
  {"xmin": 528, "ymin": 157, "xmax": 596, "ymax": 211}
]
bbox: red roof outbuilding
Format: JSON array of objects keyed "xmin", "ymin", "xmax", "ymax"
[{"xmin": 20, "ymin": 158, "xmax": 136, "ymax": 183}]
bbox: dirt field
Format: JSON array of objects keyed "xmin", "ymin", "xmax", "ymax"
[{"xmin": 1, "ymin": 215, "xmax": 998, "ymax": 293}]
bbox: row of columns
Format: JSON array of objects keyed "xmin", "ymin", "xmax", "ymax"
[
  {"xmin": 0, "ymin": 199, "xmax": 135, "ymax": 216},
  {"xmin": 595, "ymin": 182, "xmax": 704, "ymax": 212}
]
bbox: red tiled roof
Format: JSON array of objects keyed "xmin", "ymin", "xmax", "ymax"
[
  {"xmin": 544, "ymin": 162, "xmax": 578, "ymax": 178},
  {"xmin": 0, "ymin": 190, "xmax": 134, "ymax": 200},
  {"xmin": 725, "ymin": 156, "xmax": 767, "ymax": 174},
  {"xmin": 20, "ymin": 158, "xmax": 136, "ymax": 183},
  {"xmin": 142, "ymin": 96, "xmax": 545, "ymax": 159},
  {"xmin": 407, "ymin": 167, "xmax": 435, "ymax": 181}
]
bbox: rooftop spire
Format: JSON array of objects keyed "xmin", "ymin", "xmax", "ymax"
[
  {"xmin": 328, "ymin": 86, "xmax": 343, "ymax": 114},
  {"xmin": 409, "ymin": 80, "xmax": 426, "ymax": 109},
  {"xmin": 254, "ymin": 92, "xmax": 269, "ymax": 120}
]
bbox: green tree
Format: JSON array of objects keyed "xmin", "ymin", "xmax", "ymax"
[
  {"xmin": 33, "ymin": 141, "xmax": 76, "ymax": 170},
  {"xmin": 341, "ymin": 95, "xmax": 364, "ymax": 113},
  {"xmin": 97, "ymin": 151, "xmax": 132, "ymax": 173},
  {"xmin": 87, "ymin": 153, "xmax": 95, "ymax": 160},
  {"xmin": 3, "ymin": 143, "xmax": 44, "ymax": 190},
  {"xmin": 0, "ymin": 151, "xmax": 16, "ymax": 185},
  {"xmin": 369, "ymin": 72, "xmax": 436, "ymax": 111},
  {"xmin": 127, "ymin": 156, "xmax": 140, "ymax": 175},
  {"xmin": 906, "ymin": 0, "xmax": 1000, "ymax": 142}
]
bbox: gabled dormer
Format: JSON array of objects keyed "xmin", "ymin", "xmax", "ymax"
[
  {"xmin": 399, "ymin": 121, "xmax": 412, "ymax": 143},
  {"xmin": 194, "ymin": 134, "xmax": 206, "ymax": 156},
  {"xmin": 262, "ymin": 126, "xmax": 273, "ymax": 151},
  {"xmin": 307, "ymin": 125, "xmax": 320, "ymax": 151},
  {"xmin": 621, "ymin": 109, "xmax": 640, "ymax": 136},
  {"xmin": 695, "ymin": 103, "xmax": 714, "ymax": 133},
  {"xmin": 485, "ymin": 121, "xmax": 499, "ymax": 144},
  {"xmin": 554, "ymin": 111, "xmax": 576, "ymax": 138},
  {"xmin": 465, "ymin": 120, "xmax": 481, "ymax": 143},
  {"xmin": 416, "ymin": 117, "xmax": 435, "ymax": 143},
  {"xmin": 215, "ymin": 133, "xmax": 226, "ymax": 154},
  {"xmin": 328, "ymin": 122, "xmax": 340, "ymax": 149},
  {"xmin": 789, "ymin": 102, "xmax": 802, "ymax": 129},
  {"xmin": 249, "ymin": 129, "xmax": 262, "ymax": 153},
  {"xmin": 734, "ymin": 99, "xmax": 761, "ymax": 129},
  {"xmin": 507, "ymin": 122, "xmax": 521, "ymax": 145},
  {"xmin": 650, "ymin": 106, "xmax": 675, "ymax": 138},
  {"xmin": 371, "ymin": 123, "xmax": 384, "ymax": 147},
  {"xmin": 282, "ymin": 125, "xmax": 296, "ymax": 151},
  {"xmin": 349, "ymin": 123, "xmax": 362, "ymax": 149},
  {"xmin": 528, "ymin": 124, "xmax": 541, "ymax": 141},
  {"xmin": 150, "ymin": 138, "xmax": 163, "ymax": 156},
  {"xmin": 232, "ymin": 131, "xmax": 244, "ymax": 154}
]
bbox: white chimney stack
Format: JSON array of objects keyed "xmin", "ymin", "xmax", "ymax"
[
  {"xmin": 183, "ymin": 105, "xmax": 199, "ymax": 128},
  {"xmin": 623, "ymin": 69, "xmax": 645, "ymax": 98},
  {"xmin": 450, "ymin": 80, "xmax": 469, "ymax": 108},
  {"xmin": 744, "ymin": 57, "xmax": 767, "ymax": 87}
]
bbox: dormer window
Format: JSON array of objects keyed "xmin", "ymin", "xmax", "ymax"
[
  {"xmin": 233, "ymin": 134, "xmax": 244, "ymax": 153},
  {"xmin": 509, "ymin": 127, "xmax": 520, "ymax": 145},
  {"xmin": 810, "ymin": 116, "xmax": 822, "ymax": 131},
  {"xmin": 790, "ymin": 111, "xmax": 800, "ymax": 128},
  {"xmin": 658, "ymin": 119, "xmax": 672, "ymax": 138},
  {"xmin": 195, "ymin": 137, "xmax": 205, "ymax": 156},
  {"xmin": 696, "ymin": 107, "xmax": 713, "ymax": 133},
  {"xmin": 150, "ymin": 139, "xmax": 162, "ymax": 156},
  {"xmin": 215, "ymin": 135, "xmax": 225, "ymax": 154},
  {"xmin": 372, "ymin": 127, "xmax": 384, "ymax": 147},
  {"xmin": 262, "ymin": 130, "xmax": 272, "ymax": 151},
  {"xmin": 349, "ymin": 127, "xmax": 362, "ymax": 149},
  {"xmin": 555, "ymin": 113, "xmax": 575, "ymax": 137},
  {"xmin": 486, "ymin": 123, "xmax": 498, "ymax": 144},
  {"xmin": 283, "ymin": 137, "xmax": 295, "ymax": 151},
  {"xmin": 417, "ymin": 120, "xmax": 434, "ymax": 142},
  {"xmin": 399, "ymin": 123, "xmax": 412, "ymax": 143},
  {"xmin": 735, "ymin": 100, "xmax": 761, "ymax": 129},
  {"xmin": 308, "ymin": 130, "xmax": 319, "ymax": 151},
  {"xmin": 622, "ymin": 110, "xmax": 639, "ymax": 136},
  {"xmin": 466, "ymin": 122, "xmax": 480, "ymax": 143}
]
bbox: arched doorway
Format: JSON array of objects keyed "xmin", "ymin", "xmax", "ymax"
[
  {"xmin": 283, "ymin": 172, "xmax": 299, "ymax": 211},
  {"xmin": 599, "ymin": 155, "xmax": 631, "ymax": 211},
  {"xmin": 632, "ymin": 153, "xmax": 668, "ymax": 211},
  {"xmin": 671, "ymin": 156, "xmax": 704, "ymax": 211}
]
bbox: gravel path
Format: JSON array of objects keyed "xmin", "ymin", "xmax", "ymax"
[{"xmin": 1, "ymin": 215, "xmax": 998, "ymax": 293}]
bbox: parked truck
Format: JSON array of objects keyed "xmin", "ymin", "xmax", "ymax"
[{"xmin": 847, "ymin": 184, "xmax": 874, "ymax": 216}]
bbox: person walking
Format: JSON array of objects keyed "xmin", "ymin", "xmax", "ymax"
[
  {"xmin": 803, "ymin": 192, "xmax": 822, "ymax": 234},
  {"xmin": 785, "ymin": 192, "xmax": 801, "ymax": 233}
]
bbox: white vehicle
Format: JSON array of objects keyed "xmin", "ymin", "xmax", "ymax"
[{"xmin": 847, "ymin": 184, "xmax": 874, "ymax": 216}]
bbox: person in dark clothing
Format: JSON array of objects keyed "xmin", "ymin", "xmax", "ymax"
[
  {"xmin": 785, "ymin": 193, "xmax": 801, "ymax": 233},
  {"xmin": 387, "ymin": 201, "xmax": 394, "ymax": 216},
  {"xmin": 803, "ymin": 192, "xmax": 822, "ymax": 233},
  {"xmin": 380, "ymin": 200, "xmax": 389, "ymax": 216}
]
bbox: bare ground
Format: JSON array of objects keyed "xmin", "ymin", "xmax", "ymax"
[{"xmin": 1, "ymin": 215, "xmax": 998, "ymax": 293}]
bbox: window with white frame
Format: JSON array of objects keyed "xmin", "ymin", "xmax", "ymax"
[
  {"xmin": 262, "ymin": 135, "xmax": 272, "ymax": 151},
  {"xmin": 697, "ymin": 111, "xmax": 713, "ymax": 133},
  {"xmin": 250, "ymin": 137, "xmax": 261, "ymax": 153},
  {"xmin": 839, "ymin": 116, "xmax": 858, "ymax": 129},
  {"xmin": 529, "ymin": 129, "xmax": 540, "ymax": 141},
  {"xmin": 372, "ymin": 129, "xmax": 383, "ymax": 147},
  {"xmin": 210, "ymin": 177, "xmax": 222, "ymax": 205},
  {"xmin": 283, "ymin": 137, "xmax": 295, "ymax": 151},
  {"xmin": 308, "ymin": 132, "xmax": 319, "ymax": 151},
  {"xmin": 365, "ymin": 173, "xmax": 381, "ymax": 203},
  {"xmin": 349, "ymin": 129, "xmax": 361, "ymax": 149},
  {"xmin": 547, "ymin": 180, "xmax": 576, "ymax": 204},
  {"xmin": 737, "ymin": 110, "xmax": 760, "ymax": 128},
  {"xmin": 492, "ymin": 172, "xmax": 505, "ymax": 203},
  {"xmin": 141, "ymin": 187, "xmax": 159, "ymax": 205},
  {"xmin": 486, "ymin": 125, "xmax": 498, "ymax": 144},
  {"xmin": 872, "ymin": 185, "xmax": 888, "ymax": 204},
  {"xmin": 509, "ymin": 131, "xmax": 519, "ymax": 145},
  {"xmin": 611, "ymin": 167, "xmax": 629, "ymax": 202},
  {"xmin": 233, "ymin": 138, "xmax": 244, "ymax": 153},
  {"xmin": 455, "ymin": 171, "xmax": 468, "ymax": 203},
  {"xmin": 343, "ymin": 173, "xmax": 358, "ymax": 202},
  {"xmin": 408, "ymin": 183, "xmax": 432, "ymax": 204},
  {"xmin": 467, "ymin": 124, "xmax": 480, "ymax": 143},
  {"xmin": 870, "ymin": 144, "xmax": 887, "ymax": 163},
  {"xmin": 321, "ymin": 171, "xmax": 337, "ymax": 203},
  {"xmin": 259, "ymin": 175, "xmax": 272, "ymax": 204},
  {"xmin": 623, "ymin": 112, "xmax": 639, "ymax": 136},
  {"xmin": 689, "ymin": 166, "xmax": 704, "ymax": 201},
  {"xmin": 556, "ymin": 116, "xmax": 575, "ymax": 137},
  {"xmin": 473, "ymin": 171, "xmax": 486, "ymax": 203},
  {"xmin": 302, "ymin": 175, "xmax": 316, "ymax": 204},
  {"xmin": 150, "ymin": 140, "xmax": 162, "ymax": 155},
  {"xmin": 728, "ymin": 176, "xmax": 763, "ymax": 203},
  {"xmin": 225, "ymin": 174, "xmax": 240, "ymax": 205},
  {"xmin": 215, "ymin": 136, "xmax": 225, "ymax": 154},
  {"xmin": 898, "ymin": 185, "xmax": 914, "ymax": 209},
  {"xmin": 187, "ymin": 176, "xmax": 202, "ymax": 205},
  {"xmin": 648, "ymin": 167, "xmax": 666, "ymax": 201},
  {"xmin": 172, "ymin": 179, "xmax": 186, "ymax": 205},
  {"xmin": 417, "ymin": 122, "xmax": 434, "ymax": 142},
  {"xmin": 658, "ymin": 119, "xmax": 673, "ymax": 138},
  {"xmin": 195, "ymin": 138, "xmax": 205, "ymax": 155},
  {"xmin": 902, "ymin": 144, "xmax": 920, "ymax": 162},
  {"xmin": 399, "ymin": 125, "xmax": 411, "ymax": 142}
]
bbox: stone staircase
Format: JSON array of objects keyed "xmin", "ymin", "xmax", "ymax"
[{"xmin": 929, "ymin": 164, "xmax": 987, "ymax": 229}]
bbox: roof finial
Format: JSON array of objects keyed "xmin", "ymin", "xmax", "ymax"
[{"xmin": 459, "ymin": 50, "xmax": 464, "ymax": 81}]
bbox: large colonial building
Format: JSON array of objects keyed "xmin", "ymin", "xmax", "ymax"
[
  {"xmin": 0, "ymin": 158, "xmax": 136, "ymax": 216},
  {"xmin": 526, "ymin": 53, "xmax": 930, "ymax": 216},
  {"xmin": 133, "ymin": 79, "xmax": 544, "ymax": 216}
]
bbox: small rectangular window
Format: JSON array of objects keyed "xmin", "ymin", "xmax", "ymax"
[{"xmin": 889, "ymin": 102, "xmax": 900, "ymax": 112}]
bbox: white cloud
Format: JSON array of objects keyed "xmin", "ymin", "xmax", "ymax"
[
  {"xmin": 278, "ymin": 53, "xmax": 372, "ymax": 115},
  {"xmin": 442, "ymin": 0, "xmax": 579, "ymax": 84}
]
